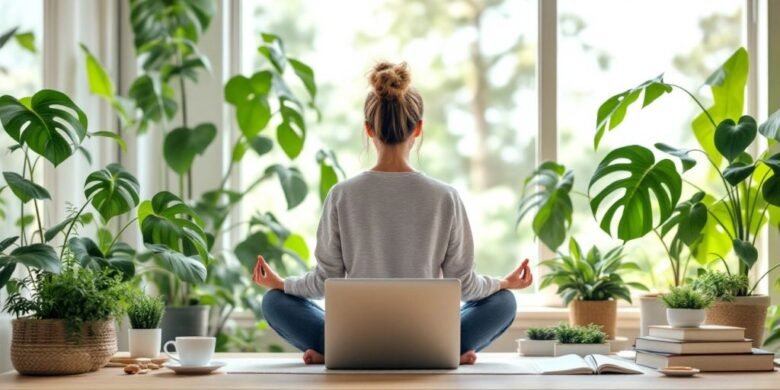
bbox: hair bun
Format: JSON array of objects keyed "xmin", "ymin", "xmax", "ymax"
[{"xmin": 369, "ymin": 61, "xmax": 411, "ymax": 101}]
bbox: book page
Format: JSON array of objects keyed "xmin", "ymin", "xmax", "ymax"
[
  {"xmin": 534, "ymin": 354, "xmax": 594, "ymax": 375},
  {"xmin": 587, "ymin": 354, "xmax": 643, "ymax": 374}
]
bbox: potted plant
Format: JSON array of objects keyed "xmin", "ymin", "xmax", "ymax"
[
  {"xmin": 128, "ymin": 292, "xmax": 165, "ymax": 358},
  {"xmin": 588, "ymin": 47, "xmax": 780, "ymax": 339},
  {"xmin": 4, "ymin": 262, "xmax": 131, "ymax": 375},
  {"xmin": 553, "ymin": 323, "xmax": 610, "ymax": 357},
  {"xmin": 518, "ymin": 163, "xmax": 648, "ymax": 340},
  {"xmin": 660, "ymin": 286, "xmax": 713, "ymax": 328},
  {"xmin": 516, "ymin": 326, "xmax": 557, "ymax": 356}
]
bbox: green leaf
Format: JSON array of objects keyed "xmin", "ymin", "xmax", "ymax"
[
  {"xmin": 90, "ymin": 131, "xmax": 127, "ymax": 152},
  {"xmin": 692, "ymin": 48, "xmax": 749, "ymax": 167},
  {"xmin": 224, "ymin": 72, "xmax": 272, "ymax": 138},
  {"xmin": 284, "ymin": 233, "xmax": 310, "ymax": 263},
  {"xmin": 661, "ymin": 192, "xmax": 708, "ymax": 248},
  {"xmin": 249, "ymin": 135, "xmax": 273, "ymax": 157},
  {"xmin": 277, "ymin": 106, "xmax": 305, "ymax": 159},
  {"xmin": 0, "ymin": 262, "xmax": 16, "ymax": 289},
  {"xmin": 589, "ymin": 145, "xmax": 682, "ymax": 240},
  {"xmin": 316, "ymin": 149, "xmax": 343, "ymax": 202},
  {"xmin": 0, "ymin": 244, "xmax": 59, "ymax": 273},
  {"xmin": 68, "ymin": 237, "xmax": 134, "ymax": 280},
  {"xmin": 0, "ymin": 27, "xmax": 19, "ymax": 50},
  {"xmin": 2, "ymin": 172, "xmax": 50, "ymax": 203},
  {"xmin": 14, "ymin": 32, "xmax": 36, "ymax": 53},
  {"xmin": 129, "ymin": 0, "xmax": 215, "ymax": 51},
  {"xmin": 733, "ymin": 239, "xmax": 758, "ymax": 270},
  {"xmin": 288, "ymin": 58, "xmax": 316, "ymax": 101},
  {"xmin": 0, "ymin": 89, "xmax": 88, "ymax": 166},
  {"xmin": 145, "ymin": 243, "xmax": 206, "ymax": 284},
  {"xmin": 258, "ymin": 39, "xmax": 286, "ymax": 73},
  {"xmin": 79, "ymin": 44, "xmax": 114, "ymax": 99},
  {"xmin": 517, "ymin": 161, "xmax": 574, "ymax": 251},
  {"xmin": 594, "ymin": 74, "xmax": 672, "ymax": 149},
  {"xmin": 138, "ymin": 191, "xmax": 209, "ymax": 263},
  {"xmin": 128, "ymin": 74, "xmax": 177, "ymax": 133},
  {"xmin": 714, "ymin": 116, "xmax": 757, "ymax": 163},
  {"xmin": 0, "ymin": 236, "xmax": 18, "ymax": 252},
  {"xmin": 163, "ymin": 123, "xmax": 217, "ymax": 175},
  {"xmin": 265, "ymin": 165, "xmax": 307, "ymax": 210},
  {"xmin": 654, "ymin": 143, "xmax": 697, "ymax": 172},
  {"xmin": 759, "ymin": 108, "xmax": 780, "ymax": 142},
  {"xmin": 692, "ymin": 195, "xmax": 733, "ymax": 264},
  {"xmin": 161, "ymin": 54, "xmax": 212, "ymax": 82},
  {"xmin": 84, "ymin": 163, "xmax": 140, "ymax": 222},
  {"xmin": 723, "ymin": 162, "xmax": 756, "ymax": 186}
]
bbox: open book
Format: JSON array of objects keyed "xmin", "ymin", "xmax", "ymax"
[{"xmin": 533, "ymin": 354, "xmax": 644, "ymax": 375}]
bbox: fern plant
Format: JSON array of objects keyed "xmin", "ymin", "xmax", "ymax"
[
  {"xmin": 660, "ymin": 286, "xmax": 713, "ymax": 310},
  {"xmin": 554, "ymin": 323, "xmax": 607, "ymax": 344},
  {"xmin": 526, "ymin": 326, "xmax": 557, "ymax": 341},
  {"xmin": 539, "ymin": 238, "xmax": 648, "ymax": 305}
]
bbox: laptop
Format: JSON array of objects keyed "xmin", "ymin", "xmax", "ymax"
[{"xmin": 324, "ymin": 278, "xmax": 461, "ymax": 369}]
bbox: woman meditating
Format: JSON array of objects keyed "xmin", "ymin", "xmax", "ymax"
[{"xmin": 252, "ymin": 61, "xmax": 533, "ymax": 365}]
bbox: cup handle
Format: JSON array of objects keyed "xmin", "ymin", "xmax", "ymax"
[{"xmin": 163, "ymin": 340, "xmax": 179, "ymax": 362}]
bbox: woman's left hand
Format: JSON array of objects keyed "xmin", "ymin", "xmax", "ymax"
[{"xmin": 253, "ymin": 255, "xmax": 284, "ymax": 291}]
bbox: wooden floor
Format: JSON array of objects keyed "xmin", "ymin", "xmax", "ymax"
[{"xmin": 1, "ymin": 353, "xmax": 778, "ymax": 389}]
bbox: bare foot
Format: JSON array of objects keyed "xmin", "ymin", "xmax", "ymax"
[
  {"xmin": 460, "ymin": 350, "xmax": 477, "ymax": 365},
  {"xmin": 302, "ymin": 349, "xmax": 325, "ymax": 365}
]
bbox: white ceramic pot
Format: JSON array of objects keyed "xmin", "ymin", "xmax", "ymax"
[
  {"xmin": 554, "ymin": 342, "xmax": 610, "ymax": 357},
  {"xmin": 666, "ymin": 308, "xmax": 705, "ymax": 328},
  {"xmin": 516, "ymin": 339, "xmax": 555, "ymax": 356},
  {"xmin": 640, "ymin": 294, "xmax": 668, "ymax": 336},
  {"xmin": 129, "ymin": 328, "xmax": 162, "ymax": 358}
]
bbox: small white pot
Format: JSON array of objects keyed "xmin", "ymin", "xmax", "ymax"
[
  {"xmin": 554, "ymin": 342, "xmax": 610, "ymax": 357},
  {"xmin": 666, "ymin": 308, "xmax": 706, "ymax": 328},
  {"xmin": 640, "ymin": 294, "xmax": 668, "ymax": 336},
  {"xmin": 516, "ymin": 339, "xmax": 555, "ymax": 356},
  {"xmin": 129, "ymin": 328, "xmax": 162, "ymax": 358}
]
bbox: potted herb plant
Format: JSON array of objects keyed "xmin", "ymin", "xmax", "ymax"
[
  {"xmin": 518, "ymin": 163, "xmax": 648, "ymax": 340},
  {"xmin": 588, "ymin": 47, "xmax": 780, "ymax": 340},
  {"xmin": 128, "ymin": 292, "xmax": 165, "ymax": 358},
  {"xmin": 553, "ymin": 323, "xmax": 610, "ymax": 357},
  {"xmin": 660, "ymin": 286, "xmax": 713, "ymax": 328},
  {"xmin": 516, "ymin": 326, "xmax": 557, "ymax": 356},
  {"xmin": 4, "ymin": 262, "xmax": 131, "ymax": 375}
]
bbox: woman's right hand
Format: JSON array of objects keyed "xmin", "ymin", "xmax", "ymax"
[{"xmin": 500, "ymin": 259, "xmax": 533, "ymax": 290}]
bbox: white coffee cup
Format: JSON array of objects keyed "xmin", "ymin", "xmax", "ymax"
[{"xmin": 164, "ymin": 336, "xmax": 216, "ymax": 366}]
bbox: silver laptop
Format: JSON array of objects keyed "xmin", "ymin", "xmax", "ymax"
[{"xmin": 325, "ymin": 279, "xmax": 461, "ymax": 369}]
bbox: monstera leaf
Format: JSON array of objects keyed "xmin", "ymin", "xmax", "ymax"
[
  {"xmin": 661, "ymin": 192, "xmax": 708, "ymax": 263},
  {"xmin": 2, "ymin": 172, "xmax": 50, "ymax": 204},
  {"xmin": 594, "ymin": 74, "xmax": 672, "ymax": 149},
  {"xmin": 517, "ymin": 162, "xmax": 574, "ymax": 251},
  {"xmin": 655, "ymin": 143, "xmax": 697, "ymax": 172},
  {"xmin": 589, "ymin": 145, "xmax": 682, "ymax": 241},
  {"xmin": 224, "ymin": 71, "xmax": 272, "ymax": 138},
  {"xmin": 145, "ymin": 243, "xmax": 206, "ymax": 284},
  {"xmin": 277, "ymin": 105, "xmax": 305, "ymax": 159},
  {"xmin": 128, "ymin": 74, "xmax": 177, "ymax": 133},
  {"xmin": 84, "ymin": 163, "xmax": 140, "ymax": 222},
  {"xmin": 138, "ymin": 191, "xmax": 209, "ymax": 262},
  {"xmin": 265, "ymin": 165, "xmax": 307, "ymax": 210},
  {"xmin": 0, "ymin": 89, "xmax": 88, "ymax": 166},
  {"xmin": 129, "ymin": 0, "xmax": 215, "ymax": 51},
  {"xmin": 163, "ymin": 123, "xmax": 217, "ymax": 175},
  {"xmin": 316, "ymin": 149, "xmax": 344, "ymax": 202},
  {"xmin": 68, "ymin": 237, "xmax": 134, "ymax": 280},
  {"xmin": 0, "ymin": 244, "xmax": 59, "ymax": 274},
  {"xmin": 759, "ymin": 108, "xmax": 780, "ymax": 142}
]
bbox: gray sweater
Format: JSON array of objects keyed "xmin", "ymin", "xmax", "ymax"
[{"xmin": 283, "ymin": 171, "xmax": 501, "ymax": 301}]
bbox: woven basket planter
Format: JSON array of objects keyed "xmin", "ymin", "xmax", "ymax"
[
  {"xmin": 569, "ymin": 299, "xmax": 617, "ymax": 339},
  {"xmin": 11, "ymin": 318, "xmax": 117, "ymax": 375},
  {"xmin": 705, "ymin": 295, "xmax": 770, "ymax": 348}
]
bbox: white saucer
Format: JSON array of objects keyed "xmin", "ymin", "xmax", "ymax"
[
  {"xmin": 658, "ymin": 366, "xmax": 700, "ymax": 377},
  {"xmin": 163, "ymin": 360, "xmax": 226, "ymax": 375}
]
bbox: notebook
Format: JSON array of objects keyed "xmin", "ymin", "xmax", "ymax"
[
  {"xmin": 534, "ymin": 354, "xmax": 643, "ymax": 375},
  {"xmin": 635, "ymin": 336, "xmax": 753, "ymax": 354},
  {"xmin": 647, "ymin": 325, "xmax": 745, "ymax": 341},
  {"xmin": 635, "ymin": 348, "xmax": 775, "ymax": 372}
]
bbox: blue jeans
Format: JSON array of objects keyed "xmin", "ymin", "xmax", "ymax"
[{"xmin": 262, "ymin": 288, "xmax": 517, "ymax": 355}]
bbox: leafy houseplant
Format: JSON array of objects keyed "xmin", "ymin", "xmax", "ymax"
[
  {"xmin": 516, "ymin": 326, "xmax": 557, "ymax": 356},
  {"xmin": 660, "ymin": 286, "xmax": 713, "ymax": 328},
  {"xmin": 82, "ymin": 2, "xmax": 343, "ymax": 347},
  {"xmin": 127, "ymin": 292, "xmax": 166, "ymax": 358},
  {"xmin": 552, "ymin": 323, "xmax": 609, "ymax": 357},
  {"xmin": 590, "ymin": 47, "xmax": 780, "ymax": 345},
  {"xmin": 518, "ymin": 163, "xmax": 648, "ymax": 340}
]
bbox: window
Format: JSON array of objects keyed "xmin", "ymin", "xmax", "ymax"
[
  {"xmin": 557, "ymin": 0, "xmax": 746, "ymax": 291},
  {"xmin": 240, "ymin": 0, "xmax": 539, "ymax": 283}
]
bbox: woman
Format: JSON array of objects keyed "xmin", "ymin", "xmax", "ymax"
[{"xmin": 253, "ymin": 61, "xmax": 533, "ymax": 365}]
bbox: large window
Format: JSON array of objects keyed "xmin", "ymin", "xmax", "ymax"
[
  {"xmin": 241, "ymin": 0, "xmax": 539, "ymax": 281},
  {"xmin": 237, "ymin": 0, "xmax": 753, "ymax": 301}
]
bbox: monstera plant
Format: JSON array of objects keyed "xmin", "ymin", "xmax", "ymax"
[
  {"xmin": 80, "ymin": 1, "xmax": 343, "ymax": 346},
  {"xmin": 590, "ymin": 47, "xmax": 780, "ymax": 344}
]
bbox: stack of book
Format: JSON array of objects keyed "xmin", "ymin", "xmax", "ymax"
[{"xmin": 634, "ymin": 325, "xmax": 775, "ymax": 372}]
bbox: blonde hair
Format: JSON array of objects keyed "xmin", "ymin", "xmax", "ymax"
[{"xmin": 364, "ymin": 62, "xmax": 424, "ymax": 145}]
